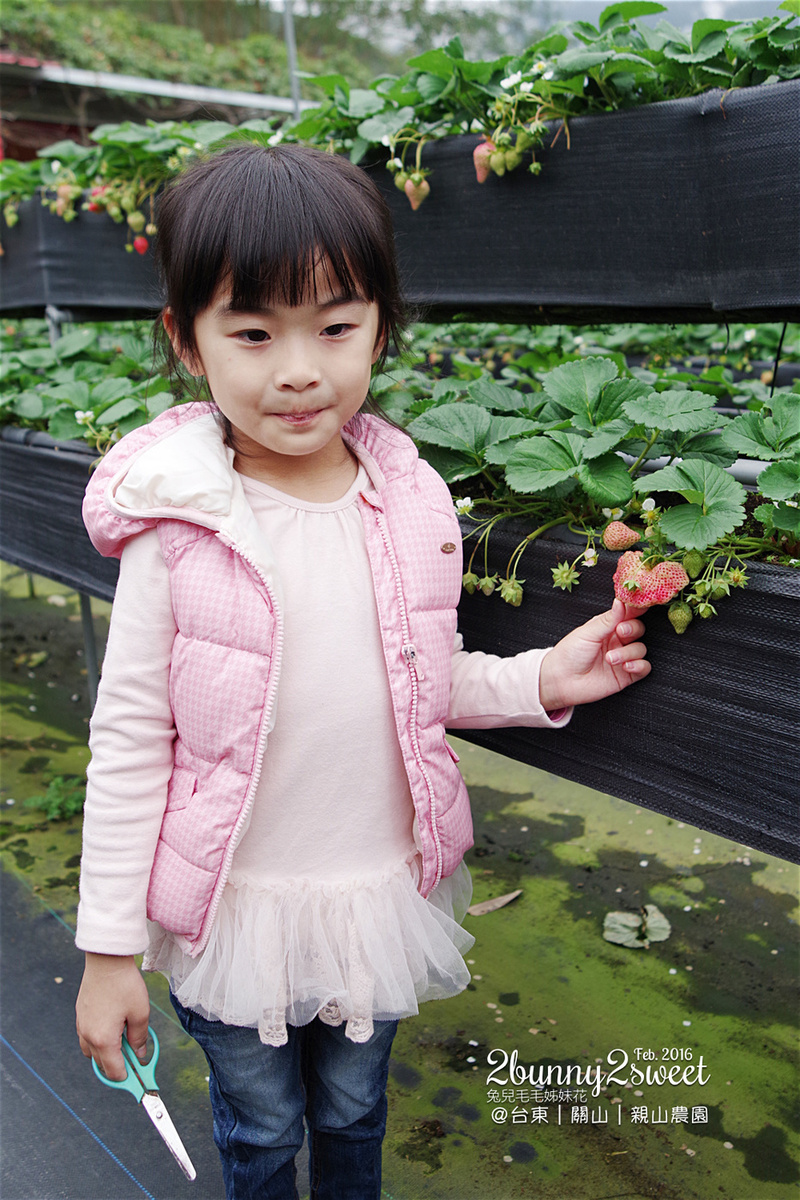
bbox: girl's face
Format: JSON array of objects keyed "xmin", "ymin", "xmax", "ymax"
[{"xmin": 169, "ymin": 274, "xmax": 383, "ymax": 483}]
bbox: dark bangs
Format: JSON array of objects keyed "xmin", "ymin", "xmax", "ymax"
[{"xmin": 155, "ymin": 142, "xmax": 406, "ymax": 367}]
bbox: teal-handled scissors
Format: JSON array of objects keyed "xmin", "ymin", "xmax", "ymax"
[{"xmin": 92, "ymin": 1026, "xmax": 196, "ymax": 1182}]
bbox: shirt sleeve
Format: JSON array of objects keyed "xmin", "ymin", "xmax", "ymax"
[
  {"xmin": 75, "ymin": 528, "xmax": 177, "ymax": 955},
  {"xmin": 446, "ymin": 633, "xmax": 573, "ymax": 730}
]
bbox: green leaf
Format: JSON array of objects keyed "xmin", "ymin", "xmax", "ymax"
[
  {"xmin": 12, "ymin": 391, "xmax": 45, "ymax": 419},
  {"xmin": 577, "ymin": 452, "xmax": 634, "ymax": 506},
  {"xmin": 504, "ymin": 431, "xmax": 583, "ymax": 493},
  {"xmin": 347, "ymin": 89, "xmax": 385, "ymax": 119},
  {"xmin": 757, "ymin": 460, "xmax": 800, "ymax": 501},
  {"xmin": 599, "ymin": 2, "xmax": 667, "ymax": 31},
  {"xmin": 418, "ymin": 445, "xmax": 482, "ymax": 484},
  {"xmin": 581, "ymin": 418, "xmax": 634, "ymax": 458},
  {"xmin": 690, "ymin": 18, "xmax": 737, "ymax": 53},
  {"xmin": 357, "ymin": 106, "xmax": 416, "ymax": 143},
  {"xmin": 47, "ymin": 409, "xmax": 85, "ymax": 441},
  {"xmin": 90, "ymin": 377, "xmax": 137, "ymax": 405},
  {"xmin": 541, "ymin": 357, "xmax": 619, "ymax": 422},
  {"xmin": 779, "ymin": 0, "xmax": 800, "ymax": 14},
  {"xmin": 754, "ymin": 501, "xmax": 800, "ymax": 537},
  {"xmin": 54, "ymin": 328, "xmax": 98, "ymax": 359},
  {"xmin": 466, "ymin": 377, "xmax": 527, "ymax": 413},
  {"xmin": 680, "ymin": 432, "xmax": 738, "ymax": 469},
  {"xmin": 41, "ymin": 381, "xmax": 91, "ymax": 408},
  {"xmin": 622, "ymin": 388, "xmax": 719, "ymax": 433},
  {"xmin": 407, "ymin": 402, "xmax": 491, "ymax": 455},
  {"xmin": 16, "ymin": 348, "xmax": 58, "ymax": 369},
  {"xmin": 95, "ymin": 396, "xmax": 143, "ymax": 426},
  {"xmin": 431, "ymin": 378, "xmax": 465, "ymax": 403},
  {"xmin": 554, "ymin": 48, "xmax": 614, "ymax": 75},
  {"xmin": 722, "ymin": 399, "xmax": 800, "ymax": 459},
  {"xmin": 638, "ymin": 460, "xmax": 746, "ymax": 550},
  {"xmin": 488, "ymin": 415, "xmax": 541, "ymax": 444},
  {"xmin": 406, "ymin": 48, "xmax": 458, "ymax": 79}
]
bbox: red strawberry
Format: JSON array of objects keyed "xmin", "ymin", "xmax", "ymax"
[
  {"xmin": 473, "ymin": 140, "xmax": 495, "ymax": 184},
  {"xmin": 602, "ymin": 521, "xmax": 640, "ymax": 551},
  {"xmin": 613, "ymin": 551, "xmax": 688, "ymax": 607},
  {"xmin": 404, "ymin": 176, "xmax": 430, "ymax": 211},
  {"xmin": 133, "ymin": 235, "xmax": 149, "ymax": 255}
]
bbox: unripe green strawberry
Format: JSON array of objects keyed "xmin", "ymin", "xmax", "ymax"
[
  {"xmin": 127, "ymin": 210, "xmax": 145, "ymax": 232},
  {"xmin": 394, "ymin": 170, "xmax": 410, "ymax": 193},
  {"xmin": 499, "ymin": 577, "xmax": 524, "ymax": 606},
  {"xmin": 462, "ymin": 571, "xmax": 479, "ymax": 594},
  {"xmin": 489, "ymin": 151, "xmax": 507, "ymax": 177},
  {"xmin": 682, "ymin": 550, "xmax": 706, "ymax": 579},
  {"xmin": 479, "ymin": 574, "xmax": 498, "ymax": 597},
  {"xmin": 504, "ymin": 148, "xmax": 523, "ymax": 171},
  {"xmin": 710, "ymin": 580, "xmax": 730, "ymax": 601},
  {"xmin": 668, "ymin": 600, "xmax": 693, "ymax": 634}
]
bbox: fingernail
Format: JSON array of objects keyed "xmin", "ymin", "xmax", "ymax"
[
  {"xmin": 607, "ymin": 651, "xmax": 621, "ymax": 665},
  {"xmin": 618, "ymin": 623, "xmax": 630, "ymax": 637}
]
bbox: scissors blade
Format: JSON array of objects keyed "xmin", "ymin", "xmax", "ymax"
[{"xmin": 141, "ymin": 1092, "xmax": 197, "ymax": 1181}]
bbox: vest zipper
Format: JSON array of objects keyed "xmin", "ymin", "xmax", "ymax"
[
  {"xmin": 375, "ymin": 511, "xmax": 443, "ymax": 890},
  {"xmin": 194, "ymin": 535, "xmax": 284, "ymax": 954}
]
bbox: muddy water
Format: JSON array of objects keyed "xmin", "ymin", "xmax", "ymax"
[{"xmin": 2, "ymin": 563, "xmax": 798, "ymax": 1200}]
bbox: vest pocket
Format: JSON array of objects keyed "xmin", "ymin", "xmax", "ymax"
[
  {"xmin": 443, "ymin": 735, "xmax": 460, "ymax": 764},
  {"xmin": 165, "ymin": 766, "xmax": 197, "ymax": 813}
]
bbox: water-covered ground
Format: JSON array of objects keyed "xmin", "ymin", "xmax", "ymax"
[{"xmin": 2, "ymin": 562, "xmax": 798, "ymax": 1200}]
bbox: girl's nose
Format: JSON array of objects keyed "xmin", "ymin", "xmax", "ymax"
[{"xmin": 273, "ymin": 345, "xmax": 322, "ymax": 391}]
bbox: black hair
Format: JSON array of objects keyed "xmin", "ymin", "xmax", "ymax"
[{"xmin": 154, "ymin": 142, "xmax": 409, "ymax": 424}]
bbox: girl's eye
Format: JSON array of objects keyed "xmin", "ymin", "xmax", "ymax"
[
  {"xmin": 324, "ymin": 323, "xmax": 351, "ymax": 337},
  {"xmin": 239, "ymin": 329, "xmax": 269, "ymax": 344}
]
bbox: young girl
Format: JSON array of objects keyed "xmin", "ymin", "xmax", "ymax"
[{"xmin": 75, "ymin": 142, "xmax": 650, "ymax": 1200}]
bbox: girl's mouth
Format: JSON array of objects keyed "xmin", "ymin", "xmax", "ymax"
[{"xmin": 277, "ymin": 410, "xmax": 323, "ymax": 425}]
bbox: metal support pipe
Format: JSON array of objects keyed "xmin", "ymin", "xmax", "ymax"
[{"xmin": 283, "ymin": 0, "xmax": 302, "ymax": 121}]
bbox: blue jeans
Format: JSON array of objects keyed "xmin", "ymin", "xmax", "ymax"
[{"xmin": 171, "ymin": 994, "xmax": 398, "ymax": 1200}]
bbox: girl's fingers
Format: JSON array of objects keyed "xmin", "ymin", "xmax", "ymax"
[
  {"xmin": 606, "ymin": 642, "xmax": 649, "ymax": 669},
  {"xmin": 615, "ymin": 618, "xmax": 646, "ymax": 642}
]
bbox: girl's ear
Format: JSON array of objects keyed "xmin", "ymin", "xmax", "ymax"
[{"xmin": 162, "ymin": 308, "xmax": 203, "ymax": 377}]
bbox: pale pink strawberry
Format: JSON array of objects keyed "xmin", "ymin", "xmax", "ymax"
[
  {"xmin": 404, "ymin": 177, "xmax": 430, "ymax": 211},
  {"xmin": 473, "ymin": 139, "xmax": 495, "ymax": 184},
  {"xmin": 613, "ymin": 551, "xmax": 689, "ymax": 607},
  {"xmin": 602, "ymin": 521, "xmax": 640, "ymax": 551}
]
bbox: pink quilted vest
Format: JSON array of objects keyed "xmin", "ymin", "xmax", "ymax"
[{"xmin": 83, "ymin": 403, "xmax": 473, "ymax": 955}]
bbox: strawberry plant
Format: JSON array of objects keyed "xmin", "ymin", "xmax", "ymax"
[
  {"xmin": 391, "ymin": 352, "xmax": 800, "ymax": 631},
  {"xmin": 1, "ymin": 4, "xmax": 798, "ymax": 226},
  {"xmin": 0, "ymin": 319, "xmax": 193, "ymax": 450}
]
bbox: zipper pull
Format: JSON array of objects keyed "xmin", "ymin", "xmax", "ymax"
[{"xmin": 402, "ymin": 643, "xmax": 425, "ymax": 681}]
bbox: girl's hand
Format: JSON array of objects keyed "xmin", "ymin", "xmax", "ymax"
[
  {"xmin": 538, "ymin": 598, "xmax": 651, "ymax": 713},
  {"xmin": 76, "ymin": 953, "xmax": 150, "ymax": 1081}
]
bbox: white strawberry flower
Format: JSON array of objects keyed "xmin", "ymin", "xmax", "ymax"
[
  {"xmin": 743, "ymin": 328, "xmax": 756, "ymax": 342},
  {"xmin": 543, "ymin": 70, "xmax": 555, "ymax": 80},
  {"xmin": 520, "ymin": 81, "xmax": 534, "ymax": 93},
  {"xmin": 583, "ymin": 548, "xmax": 598, "ymax": 567},
  {"xmin": 454, "ymin": 497, "xmax": 474, "ymax": 515},
  {"xmin": 75, "ymin": 410, "xmax": 93, "ymax": 425},
  {"xmin": 533, "ymin": 61, "xmax": 548, "ymax": 73},
  {"xmin": 389, "ymin": 158, "xmax": 404, "ymax": 170},
  {"xmin": 602, "ymin": 506, "xmax": 623, "ymax": 519},
  {"xmin": 501, "ymin": 71, "xmax": 523, "ymax": 89},
  {"xmin": 641, "ymin": 498, "xmax": 656, "ymax": 512}
]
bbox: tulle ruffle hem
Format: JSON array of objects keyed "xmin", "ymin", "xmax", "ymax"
[{"xmin": 144, "ymin": 856, "xmax": 474, "ymax": 1046}]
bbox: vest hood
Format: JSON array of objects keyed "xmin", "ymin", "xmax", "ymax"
[{"xmin": 82, "ymin": 402, "xmax": 420, "ymax": 561}]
